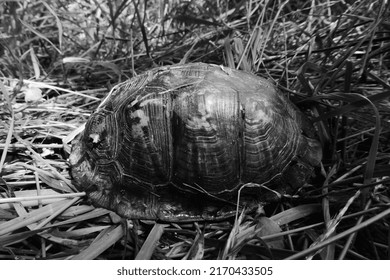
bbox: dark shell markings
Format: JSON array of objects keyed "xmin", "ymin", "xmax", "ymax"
[{"xmin": 69, "ymin": 63, "xmax": 322, "ymax": 222}]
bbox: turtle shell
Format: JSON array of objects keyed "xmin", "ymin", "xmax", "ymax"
[{"xmin": 69, "ymin": 63, "xmax": 322, "ymax": 221}]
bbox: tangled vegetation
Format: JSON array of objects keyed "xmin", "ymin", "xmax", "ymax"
[{"xmin": 0, "ymin": 0, "xmax": 390, "ymax": 260}]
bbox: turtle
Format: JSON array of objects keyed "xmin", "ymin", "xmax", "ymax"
[{"xmin": 69, "ymin": 63, "xmax": 322, "ymax": 222}]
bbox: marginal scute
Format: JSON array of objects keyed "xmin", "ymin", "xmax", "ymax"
[{"xmin": 70, "ymin": 63, "xmax": 322, "ymax": 221}]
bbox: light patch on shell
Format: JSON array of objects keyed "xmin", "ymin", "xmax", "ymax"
[
  {"xmin": 89, "ymin": 133, "xmax": 101, "ymax": 143},
  {"xmin": 187, "ymin": 115, "xmax": 217, "ymax": 131},
  {"xmin": 131, "ymin": 109, "xmax": 149, "ymax": 126},
  {"xmin": 196, "ymin": 89, "xmax": 218, "ymax": 116},
  {"xmin": 252, "ymin": 109, "xmax": 272, "ymax": 123},
  {"xmin": 187, "ymin": 92, "xmax": 217, "ymax": 131},
  {"xmin": 245, "ymin": 99, "xmax": 272, "ymax": 123},
  {"xmin": 131, "ymin": 109, "xmax": 150, "ymax": 138},
  {"xmin": 205, "ymin": 94, "xmax": 217, "ymax": 113}
]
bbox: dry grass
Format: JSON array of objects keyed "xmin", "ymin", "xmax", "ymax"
[{"xmin": 0, "ymin": 0, "xmax": 390, "ymax": 260}]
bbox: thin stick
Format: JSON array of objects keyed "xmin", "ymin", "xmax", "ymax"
[
  {"xmin": 0, "ymin": 143, "xmax": 64, "ymax": 149},
  {"xmin": 35, "ymin": 197, "xmax": 81, "ymax": 229},
  {"xmin": 0, "ymin": 192, "xmax": 86, "ymax": 204}
]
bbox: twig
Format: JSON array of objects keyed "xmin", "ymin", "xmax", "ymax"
[{"xmin": 0, "ymin": 192, "xmax": 86, "ymax": 204}]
